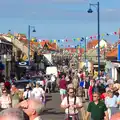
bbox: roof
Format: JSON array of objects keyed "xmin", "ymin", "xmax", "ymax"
[
  {"xmin": 0, "ymin": 36, "xmax": 12, "ymax": 45},
  {"xmin": 65, "ymin": 48, "xmax": 84, "ymax": 53},
  {"xmin": 65, "ymin": 48, "xmax": 84, "ymax": 56},
  {"xmin": 87, "ymin": 40, "xmax": 98, "ymax": 49},
  {"xmin": 18, "ymin": 36, "xmax": 58, "ymax": 51},
  {"xmin": 40, "ymin": 41, "xmax": 57, "ymax": 51},
  {"xmin": 106, "ymin": 48, "xmax": 118, "ymax": 57}
]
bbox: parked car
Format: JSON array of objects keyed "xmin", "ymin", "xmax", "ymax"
[
  {"xmin": 14, "ymin": 80, "xmax": 32, "ymax": 91},
  {"xmin": 31, "ymin": 76, "xmax": 45, "ymax": 87}
]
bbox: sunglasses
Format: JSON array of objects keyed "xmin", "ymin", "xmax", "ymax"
[
  {"xmin": 69, "ymin": 92, "xmax": 74, "ymax": 94},
  {"xmin": 93, "ymin": 96, "xmax": 98, "ymax": 98}
]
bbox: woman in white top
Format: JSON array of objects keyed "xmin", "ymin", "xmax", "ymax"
[
  {"xmin": 32, "ymin": 83, "xmax": 45, "ymax": 103},
  {"xmin": 0, "ymin": 89, "xmax": 11, "ymax": 109},
  {"xmin": 105, "ymin": 90, "xmax": 119, "ymax": 119}
]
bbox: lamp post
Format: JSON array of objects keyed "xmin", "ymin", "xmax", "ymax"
[
  {"xmin": 87, "ymin": 2, "xmax": 100, "ymax": 79},
  {"xmin": 81, "ymin": 37, "xmax": 87, "ymax": 73},
  {"xmin": 28, "ymin": 25, "xmax": 36, "ymax": 65},
  {"xmin": 81, "ymin": 37, "xmax": 87, "ymax": 61},
  {"xmin": 84, "ymin": 37, "xmax": 87, "ymax": 72}
]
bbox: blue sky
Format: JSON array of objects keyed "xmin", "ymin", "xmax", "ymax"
[{"xmin": 0, "ymin": 0, "xmax": 120, "ymax": 47}]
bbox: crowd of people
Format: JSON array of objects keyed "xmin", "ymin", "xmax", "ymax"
[
  {"xmin": 59, "ymin": 70, "xmax": 120, "ymax": 120},
  {"xmin": 0, "ymin": 69, "xmax": 120, "ymax": 120},
  {"xmin": 0, "ymin": 78, "xmax": 46, "ymax": 120}
]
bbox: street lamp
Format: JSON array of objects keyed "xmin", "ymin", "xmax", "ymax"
[
  {"xmin": 81, "ymin": 37, "xmax": 87, "ymax": 72},
  {"xmin": 28, "ymin": 25, "xmax": 36, "ymax": 65},
  {"xmin": 87, "ymin": 2, "xmax": 100, "ymax": 79}
]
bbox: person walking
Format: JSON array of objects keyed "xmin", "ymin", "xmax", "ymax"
[
  {"xmin": 0, "ymin": 89, "xmax": 12, "ymax": 109},
  {"xmin": 11, "ymin": 84, "xmax": 20, "ymax": 107},
  {"xmin": 31, "ymin": 83, "xmax": 45, "ymax": 103},
  {"xmin": 86, "ymin": 92, "xmax": 109, "ymax": 120},
  {"xmin": 88, "ymin": 80, "xmax": 95, "ymax": 102},
  {"xmin": 61, "ymin": 87, "xmax": 83, "ymax": 120},
  {"xmin": 23, "ymin": 85, "xmax": 32, "ymax": 100},
  {"xmin": 84, "ymin": 77, "xmax": 90, "ymax": 100},
  {"xmin": 16, "ymin": 99, "xmax": 44, "ymax": 120},
  {"xmin": 105, "ymin": 90, "xmax": 119, "ymax": 119},
  {"xmin": 59, "ymin": 75, "xmax": 67, "ymax": 101}
]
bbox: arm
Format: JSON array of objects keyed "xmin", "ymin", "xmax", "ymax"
[
  {"xmin": 104, "ymin": 111, "xmax": 109, "ymax": 120},
  {"xmin": 86, "ymin": 112, "xmax": 91, "ymax": 120},
  {"xmin": 117, "ymin": 96, "xmax": 120, "ymax": 105},
  {"xmin": 105, "ymin": 98, "xmax": 109, "ymax": 108},
  {"xmin": 41, "ymin": 89, "xmax": 45, "ymax": 102},
  {"xmin": 74, "ymin": 97, "xmax": 83, "ymax": 109},
  {"xmin": 104, "ymin": 102, "xmax": 109, "ymax": 120},
  {"xmin": 60, "ymin": 97, "xmax": 69, "ymax": 109},
  {"xmin": 8, "ymin": 94, "xmax": 12, "ymax": 104},
  {"xmin": 86, "ymin": 103, "xmax": 91, "ymax": 120},
  {"xmin": 80, "ymin": 107, "xmax": 86, "ymax": 120},
  {"xmin": 60, "ymin": 104, "xmax": 69, "ymax": 109}
]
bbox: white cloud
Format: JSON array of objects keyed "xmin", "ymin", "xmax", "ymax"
[{"xmin": 105, "ymin": 8, "xmax": 117, "ymax": 12}]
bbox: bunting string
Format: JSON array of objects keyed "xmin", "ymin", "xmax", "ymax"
[
  {"xmin": 30, "ymin": 31, "xmax": 118, "ymax": 43},
  {"xmin": 4, "ymin": 30, "xmax": 120, "ymax": 48}
]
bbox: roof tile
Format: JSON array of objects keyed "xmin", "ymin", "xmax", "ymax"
[{"xmin": 106, "ymin": 48, "xmax": 118, "ymax": 57}]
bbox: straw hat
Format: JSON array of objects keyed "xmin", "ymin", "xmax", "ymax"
[{"xmin": 67, "ymin": 83, "xmax": 74, "ymax": 89}]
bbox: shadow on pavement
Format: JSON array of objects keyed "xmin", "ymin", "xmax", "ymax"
[
  {"xmin": 42, "ymin": 108, "xmax": 64, "ymax": 115},
  {"xmin": 46, "ymin": 98, "xmax": 52, "ymax": 102},
  {"xmin": 46, "ymin": 95, "xmax": 52, "ymax": 98}
]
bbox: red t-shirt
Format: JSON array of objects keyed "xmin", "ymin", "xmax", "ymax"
[
  {"xmin": 4, "ymin": 81, "xmax": 11, "ymax": 88},
  {"xmin": 59, "ymin": 79, "xmax": 67, "ymax": 90},
  {"xmin": 100, "ymin": 93, "xmax": 107, "ymax": 100}
]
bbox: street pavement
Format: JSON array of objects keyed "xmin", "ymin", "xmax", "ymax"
[
  {"xmin": 41, "ymin": 93, "xmax": 89, "ymax": 120},
  {"xmin": 41, "ymin": 93, "xmax": 64, "ymax": 120}
]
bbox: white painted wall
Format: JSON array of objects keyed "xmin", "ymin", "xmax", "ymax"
[{"xmin": 95, "ymin": 39, "xmax": 107, "ymax": 48}]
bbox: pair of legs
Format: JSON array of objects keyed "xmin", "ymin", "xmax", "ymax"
[
  {"xmin": 60, "ymin": 89, "xmax": 66, "ymax": 101},
  {"xmin": 84, "ymin": 89, "xmax": 88, "ymax": 100}
]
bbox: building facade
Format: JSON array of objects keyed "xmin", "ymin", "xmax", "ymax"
[{"xmin": 0, "ymin": 37, "xmax": 13, "ymax": 78}]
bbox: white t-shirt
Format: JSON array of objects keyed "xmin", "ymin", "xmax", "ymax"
[
  {"xmin": 61, "ymin": 96, "xmax": 82, "ymax": 114},
  {"xmin": 105, "ymin": 95, "xmax": 118, "ymax": 108},
  {"xmin": 51, "ymin": 75, "xmax": 55, "ymax": 82},
  {"xmin": 32, "ymin": 87, "xmax": 45, "ymax": 101}
]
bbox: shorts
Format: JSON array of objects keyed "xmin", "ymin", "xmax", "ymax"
[{"xmin": 60, "ymin": 89, "xmax": 66, "ymax": 95}]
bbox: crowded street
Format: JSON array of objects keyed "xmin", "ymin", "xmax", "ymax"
[
  {"xmin": 0, "ymin": 0, "xmax": 120, "ymax": 120},
  {"xmin": 42, "ymin": 93, "xmax": 88, "ymax": 120}
]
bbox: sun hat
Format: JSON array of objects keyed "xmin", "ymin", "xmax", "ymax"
[{"xmin": 67, "ymin": 83, "xmax": 74, "ymax": 89}]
